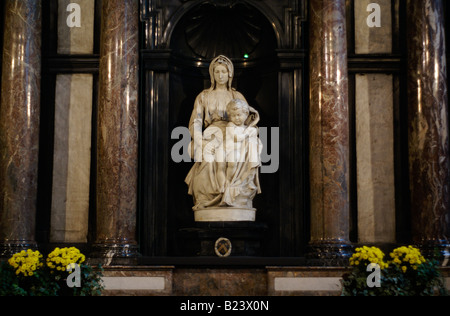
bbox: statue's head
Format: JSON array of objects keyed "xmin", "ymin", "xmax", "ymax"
[
  {"xmin": 227, "ymin": 99, "xmax": 250, "ymax": 126},
  {"xmin": 209, "ymin": 55, "xmax": 234, "ymax": 90}
]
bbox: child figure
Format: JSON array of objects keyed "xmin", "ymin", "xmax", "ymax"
[
  {"xmin": 201, "ymin": 99, "xmax": 262, "ymax": 197},
  {"xmin": 224, "ymin": 99, "xmax": 261, "ymax": 179}
]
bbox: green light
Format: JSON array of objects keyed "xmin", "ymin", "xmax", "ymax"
[{"xmin": 243, "ymin": 54, "xmax": 249, "ymax": 59}]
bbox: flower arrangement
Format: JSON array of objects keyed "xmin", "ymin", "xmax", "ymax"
[
  {"xmin": 46, "ymin": 247, "xmax": 86, "ymax": 272},
  {"xmin": 8, "ymin": 249, "xmax": 44, "ymax": 277},
  {"xmin": 342, "ymin": 245, "xmax": 448, "ymax": 296},
  {"xmin": 389, "ymin": 246, "xmax": 425, "ymax": 272},
  {"xmin": 349, "ymin": 246, "xmax": 389, "ymax": 270},
  {"xmin": 0, "ymin": 247, "xmax": 103, "ymax": 296}
]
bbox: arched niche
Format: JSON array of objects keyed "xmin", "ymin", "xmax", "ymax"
[
  {"xmin": 168, "ymin": 1, "xmax": 279, "ymax": 257},
  {"xmin": 140, "ymin": 0, "xmax": 308, "ymax": 258}
]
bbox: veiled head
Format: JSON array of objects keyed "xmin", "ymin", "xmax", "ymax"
[{"xmin": 209, "ymin": 55, "xmax": 234, "ymax": 90}]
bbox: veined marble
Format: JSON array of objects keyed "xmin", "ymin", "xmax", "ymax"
[
  {"xmin": 0, "ymin": 0, "xmax": 41, "ymax": 252},
  {"xmin": 95, "ymin": 0, "xmax": 140, "ymax": 258},
  {"xmin": 407, "ymin": 0, "xmax": 449, "ymax": 248},
  {"xmin": 309, "ymin": 0, "xmax": 350, "ymax": 246}
]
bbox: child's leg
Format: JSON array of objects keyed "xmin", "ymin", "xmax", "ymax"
[{"xmin": 217, "ymin": 162, "xmax": 226, "ymax": 192}]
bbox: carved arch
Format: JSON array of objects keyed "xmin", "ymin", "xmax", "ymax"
[{"xmin": 140, "ymin": 0, "xmax": 306, "ymax": 50}]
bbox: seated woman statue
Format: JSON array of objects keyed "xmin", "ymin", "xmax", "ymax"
[{"xmin": 185, "ymin": 55, "xmax": 262, "ymax": 221}]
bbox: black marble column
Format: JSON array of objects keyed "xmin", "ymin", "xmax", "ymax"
[
  {"xmin": 407, "ymin": 0, "xmax": 450, "ymax": 259},
  {"xmin": 307, "ymin": 0, "xmax": 352, "ymax": 266},
  {"xmin": 0, "ymin": 0, "xmax": 41, "ymax": 258},
  {"xmin": 91, "ymin": 0, "xmax": 140, "ymax": 264}
]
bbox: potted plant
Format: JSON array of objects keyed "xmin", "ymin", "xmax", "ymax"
[
  {"xmin": 0, "ymin": 247, "xmax": 104, "ymax": 296},
  {"xmin": 342, "ymin": 245, "xmax": 448, "ymax": 296}
]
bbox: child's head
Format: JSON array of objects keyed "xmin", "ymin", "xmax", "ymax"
[{"xmin": 226, "ymin": 99, "xmax": 250, "ymax": 126}]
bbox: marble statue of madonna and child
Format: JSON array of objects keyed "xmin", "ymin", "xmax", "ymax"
[{"xmin": 185, "ymin": 55, "xmax": 263, "ymax": 222}]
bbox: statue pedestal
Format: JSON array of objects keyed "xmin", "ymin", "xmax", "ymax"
[
  {"xmin": 180, "ymin": 222, "xmax": 267, "ymax": 257},
  {"xmin": 194, "ymin": 207, "xmax": 256, "ymax": 222}
]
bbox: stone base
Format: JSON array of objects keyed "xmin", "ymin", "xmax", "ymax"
[
  {"xmin": 179, "ymin": 222, "xmax": 267, "ymax": 257},
  {"xmin": 89, "ymin": 242, "xmax": 141, "ymax": 266},
  {"xmin": 415, "ymin": 240, "xmax": 450, "ymax": 263},
  {"xmin": 194, "ymin": 207, "xmax": 256, "ymax": 222},
  {"xmin": 0, "ymin": 241, "xmax": 38, "ymax": 259},
  {"xmin": 306, "ymin": 242, "xmax": 353, "ymax": 267},
  {"xmin": 98, "ymin": 265, "xmax": 450, "ymax": 296}
]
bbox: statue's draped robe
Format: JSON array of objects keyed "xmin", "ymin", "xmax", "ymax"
[{"xmin": 185, "ymin": 89, "xmax": 261, "ymax": 211}]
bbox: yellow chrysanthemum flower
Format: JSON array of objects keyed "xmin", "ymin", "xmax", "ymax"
[
  {"xmin": 389, "ymin": 246, "xmax": 426, "ymax": 273},
  {"xmin": 349, "ymin": 246, "xmax": 389, "ymax": 269},
  {"xmin": 46, "ymin": 247, "xmax": 86, "ymax": 273},
  {"xmin": 8, "ymin": 249, "xmax": 43, "ymax": 277}
]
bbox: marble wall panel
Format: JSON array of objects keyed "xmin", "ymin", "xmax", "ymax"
[
  {"xmin": 173, "ymin": 269, "xmax": 267, "ymax": 296},
  {"xmin": 356, "ymin": 74, "xmax": 395, "ymax": 243},
  {"xmin": 50, "ymin": 74, "xmax": 93, "ymax": 243},
  {"xmin": 354, "ymin": 0, "xmax": 392, "ymax": 54},
  {"xmin": 267, "ymin": 267, "xmax": 346, "ymax": 296},
  {"xmin": 102, "ymin": 266, "xmax": 173, "ymax": 296},
  {"xmin": 57, "ymin": 0, "xmax": 95, "ymax": 54}
]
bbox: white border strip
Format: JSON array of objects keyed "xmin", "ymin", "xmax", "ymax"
[
  {"xmin": 103, "ymin": 277, "xmax": 166, "ymax": 291},
  {"xmin": 274, "ymin": 277, "xmax": 342, "ymax": 292}
]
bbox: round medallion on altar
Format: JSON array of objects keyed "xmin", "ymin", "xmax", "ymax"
[{"xmin": 214, "ymin": 237, "xmax": 232, "ymax": 257}]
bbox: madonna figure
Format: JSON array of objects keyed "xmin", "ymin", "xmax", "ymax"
[{"xmin": 185, "ymin": 55, "xmax": 262, "ymax": 222}]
